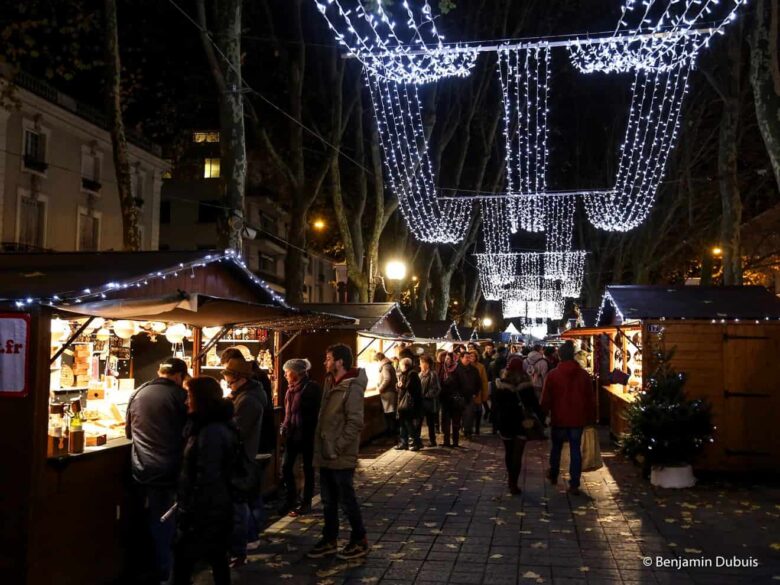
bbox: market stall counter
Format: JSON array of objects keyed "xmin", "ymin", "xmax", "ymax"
[{"xmin": 0, "ymin": 251, "xmax": 354, "ymax": 585}]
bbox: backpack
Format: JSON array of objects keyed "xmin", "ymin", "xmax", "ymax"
[{"xmin": 230, "ymin": 430, "xmax": 262, "ymax": 502}]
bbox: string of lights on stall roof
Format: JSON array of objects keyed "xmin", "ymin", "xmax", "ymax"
[{"xmin": 10, "ymin": 249, "xmax": 288, "ymax": 308}]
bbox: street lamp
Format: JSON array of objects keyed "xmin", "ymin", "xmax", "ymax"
[
  {"xmin": 482, "ymin": 317, "xmax": 493, "ymax": 329},
  {"xmin": 385, "ymin": 260, "xmax": 407, "ymax": 301},
  {"xmin": 711, "ymin": 246, "xmax": 723, "ymax": 256},
  {"xmin": 312, "ymin": 218, "xmax": 326, "ymax": 231}
]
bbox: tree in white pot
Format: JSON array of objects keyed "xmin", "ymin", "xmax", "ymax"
[{"xmin": 620, "ymin": 349, "xmax": 714, "ymax": 488}]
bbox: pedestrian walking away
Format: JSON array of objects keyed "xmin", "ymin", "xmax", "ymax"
[
  {"xmin": 375, "ymin": 352, "xmax": 398, "ymax": 439},
  {"xmin": 396, "ymin": 357, "xmax": 424, "ymax": 451},
  {"xmin": 468, "ymin": 349, "xmax": 490, "ymax": 436},
  {"xmin": 125, "ymin": 357, "xmax": 188, "ymax": 584},
  {"xmin": 493, "ymin": 357, "xmax": 533, "ymax": 495},
  {"xmin": 280, "ymin": 358, "xmax": 322, "ymax": 518},
  {"xmin": 419, "ymin": 355, "xmax": 441, "ymax": 447},
  {"xmin": 308, "ymin": 344, "xmax": 369, "ymax": 561},
  {"xmin": 222, "ymin": 357, "xmax": 266, "ymax": 566},
  {"xmin": 540, "ymin": 341, "xmax": 596, "ymax": 495},
  {"xmin": 172, "ymin": 377, "xmax": 237, "ymax": 585},
  {"xmin": 453, "ymin": 352, "xmax": 482, "ymax": 439}
]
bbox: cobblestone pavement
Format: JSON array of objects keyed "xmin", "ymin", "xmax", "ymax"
[{"xmin": 206, "ymin": 431, "xmax": 780, "ymax": 584}]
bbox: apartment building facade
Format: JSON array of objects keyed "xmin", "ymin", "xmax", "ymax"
[
  {"xmin": 159, "ymin": 132, "xmax": 339, "ymax": 301},
  {"xmin": 0, "ymin": 69, "xmax": 168, "ymax": 252}
]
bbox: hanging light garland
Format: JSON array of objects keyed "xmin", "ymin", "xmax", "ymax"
[
  {"xmin": 365, "ymin": 70, "xmax": 473, "ymax": 243},
  {"xmin": 567, "ymin": 0, "xmax": 748, "ymax": 74},
  {"xmin": 312, "ymin": 0, "xmax": 477, "ymax": 84},
  {"xmin": 497, "ymin": 46, "xmax": 551, "ymax": 233},
  {"xmin": 584, "ymin": 54, "xmax": 693, "ymax": 231}
]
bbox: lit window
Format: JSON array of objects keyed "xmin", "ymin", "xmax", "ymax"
[
  {"xmin": 193, "ymin": 132, "xmax": 220, "ymax": 143},
  {"xmin": 203, "ymin": 158, "xmax": 220, "ymax": 179}
]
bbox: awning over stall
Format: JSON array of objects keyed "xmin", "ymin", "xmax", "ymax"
[
  {"xmin": 52, "ymin": 293, "xmax": 356, "ymax": 330},
  {"xmin": 408, "ymin": 320, "xmax": 461, "ymax": 343}
]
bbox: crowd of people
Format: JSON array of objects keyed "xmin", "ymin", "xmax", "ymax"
[{"xmin": 124, "ymin": 337, "xmax": 595, "ymax": 585}]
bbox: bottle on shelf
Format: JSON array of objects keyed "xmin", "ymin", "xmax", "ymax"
[{"xmin": 67, "ymin": 398, "xmax": 85, "ymax": 454}]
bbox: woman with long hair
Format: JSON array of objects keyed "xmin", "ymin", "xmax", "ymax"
[
  {"xmin": 419, "ymin": 355, "xmax": 441, "ymax": 447},
  {"xmin": 173, "ymin": 377, "xmax": 237, "ymax": 585},
  {"xmin": 493, "ymin": 358, "xmax": 533, "ymax": 495},
  {"xmin": 395, "ymin": 357, "xmax": 424, "ymax": 451}
]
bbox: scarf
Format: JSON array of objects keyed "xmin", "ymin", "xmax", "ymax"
[
  {"xmin": 283, "ymin": 376, "xmax": 306, "ymax": 436},
  {"xmin": 438, "ymin": 360, "xmax": 458, "ymax": 382}
]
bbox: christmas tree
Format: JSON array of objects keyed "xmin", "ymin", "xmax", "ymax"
[{"xmin": 620, "ymin": 349, "xmax": 714, "ymax": 468}]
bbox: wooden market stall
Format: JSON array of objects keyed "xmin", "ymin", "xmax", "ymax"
[
  {"xmin": 408, "ymin": 320, "xmax": 462, "ymax": 353},
  {"xmin": 0, "ymin": 250, "xmax": 353, "ymax": 585},
  {"xmin": 563, "ymin": 285, "xmax": 780, "ymax": 473},
  {"xmin": 284, "ymin": 302, "xmax": 415, "ymax": 443}
]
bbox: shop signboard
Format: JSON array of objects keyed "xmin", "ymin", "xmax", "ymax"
[{"xmin": 0, "ymin": 314, "xmax": 31, "ymax": 397}]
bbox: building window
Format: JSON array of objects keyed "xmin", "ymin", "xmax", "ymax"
[
  {"xmin": 81, "ymin": 147, "xmax": 102, "ymax": 193},
  {"xmin": 258, "ymin": 211, "xmax": 276, "ymax": 235},
  {"xmin": 160, "ymin": 201, "xmax": 171, "ymax": 224},
  {"xmin": 197, "ymin": 200, "xmax": 221, "ymax": 223},
  {"xmin": 258, "ymin": 253, "xmax": 275, "ymax": 275},
  {"xmin": 193, "ymin": 131, "xmax": 220, "ymax": 143},
  {"xmin": 203, "ymin": 158, "xmax": 220, "ymax": 179},
  {"xmin": 17, "ymin": 191, "xmax": 47, "ymax": 248},
  {"xmin": 77, "ymin": 208, "xmax": 101, "ymax": 251},
  {"xmin": 22, "ymin": 125, "xmax": 48, "ymax": 174},
  {"xmin": 131, "ymin": 168, "xmax": 146, "ymax": 203}
]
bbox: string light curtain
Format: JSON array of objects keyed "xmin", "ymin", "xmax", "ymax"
[
  {"xmin": 366, "ymin": 70, "xmax": 473, "ymax": 243},
  {"xmin": 584, "ymin": 54, "xmax": 694, "ymax": 231},
  {"xmin": 567, "ymin": 0, "xmax": 748, "ymax": 74},
  {"xmin": 497, "ymin": 46, "xmax": 551, "ymax": 233},
  {"xmin": 312, "ymin": 0, "xmax": 477, "ymax": 84}
]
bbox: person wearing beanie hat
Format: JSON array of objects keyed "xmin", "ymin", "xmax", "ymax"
[
  {"xmin": 280, "ymin": 358, "xmax": 322, "ymax": 517},
  {"xmin": 222, "ymin": 356, "xmax": 267, "ymax": 566}
]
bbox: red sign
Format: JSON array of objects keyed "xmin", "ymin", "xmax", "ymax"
[{"xmin": 0, "ymin": 314, "xmax": 31, "ymax": 397}]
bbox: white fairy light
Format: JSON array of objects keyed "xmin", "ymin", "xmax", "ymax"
[
  {"xmin": 584, "ymin": 54, "xmax": 693, "ymax": 231},
  {"xmin": 312, "ymin": 0, "xmax": 477, "ymax": 84},
  {"xmin": 366, "ymin": 70, "xmax": 473, "ymax": 242},
  {"xmin": 497, "ymin": 46, "xmax": 551, "ymax": 233},
  {"xmin": 567, "ymin": 0, "xmax": 748, "ymax": 73}
]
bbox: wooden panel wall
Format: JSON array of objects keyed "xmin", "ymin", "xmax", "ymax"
[{"xmin": 643, "ymin": 321, "xmax": 780, "ymax": 472}]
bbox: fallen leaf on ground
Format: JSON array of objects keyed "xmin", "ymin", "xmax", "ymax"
[
  {"xmin": 361, "ymin": 578, "xmax": 379, "ymax": 584},
  {"xmin": 531, "ymin": 542, "xmax": 547, "ymax": 549},
  {"xmin": 684, "ymin": 548, "xmax": 702, "ymax": 554},
  {"xmin": 490, "ymin": 554, "xmax": 503, "ymax": 559},
  {"xmin": 579, "ymin": 566, "xmax": 590, "ymax": 572},
  {"xmin": 771, "ymin": 543, "xmax": 780, "ymax": 551},
  {"xmin": 280, "ymin": 575, "xmax": 293, "ymax": 580}
]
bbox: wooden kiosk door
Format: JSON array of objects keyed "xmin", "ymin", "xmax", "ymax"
[{"xmin": 721, "ymin": 325, "xmax": 780, "ymax": 465}]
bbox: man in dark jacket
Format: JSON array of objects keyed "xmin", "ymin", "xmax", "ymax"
[
  {"xmin": 540, "ymin": 341, "xmax": 595, "ymax": 496},
  {"xmin": 223, "ymin": 357, "xmax": 266, "ymax": 566},
  {"xmin": 452, "ymin": 353, "xmax": 483, "ymax": 440},
  {"xmin": 126, "ymin": 357, "xmax": 188, "ymax": 583},
  {"xmin": 280, "ymin": 358, "xmax": 322, "ymax": 517},
  {"xmin": 488, "ymin": 346, "xmax": 509, "ymax": 434}
]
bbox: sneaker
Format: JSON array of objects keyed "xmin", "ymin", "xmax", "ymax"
[
  {"xmin": 394, "ymin": 443, "xmax": 408, "ymax": 451},
  {"xmin": 246, "ymin": 539, "xmax": 262, "ymax": 552},
  {"xmin": 307, "ymin": 538, "xmax": 338, "ymax": 559},
  {"xmin": 409, "ymin": 444, "xmax": 421, "ymax": 452},
  {"xmin": 289, "ymin": 503, "xmax": 312, "ymax": 518},
  {"xmin": 336, "ymin": 538, "xmax": 369, "ymax": 560}
]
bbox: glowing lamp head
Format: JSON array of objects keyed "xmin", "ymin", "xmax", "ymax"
[
  {"xmin": 482, "ymin": 317, "xmax": 494, "ymax": 328},
  {"xmin": 312, "ymin": 219, "xmax": 326, "ymax": 231},
  {"xmin": 385, "ymin": 260, "xmax": 407, "ymax": 281},
  {"xmin": 712, "ymin": 246, "xmax": 723, "ymax": 256}
]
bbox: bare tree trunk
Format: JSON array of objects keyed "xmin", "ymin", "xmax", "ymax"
[
  {"xmin": 462, "ymin": 265, "xmax": 482, "ymax": 325},
  {"xmin": 749, "ymin": 0, "xmax": 780, "ymax": 193},
  {"xmin": 105, "ymin": 0, "xmax": 141, "ymax": 251},
  {"xmin": 718, "ymin": 32, "xmax": 744, "ymax": 285},
  {"xmin": 196, "ymin": 0, "xmax": 246, "ymax": 251}
]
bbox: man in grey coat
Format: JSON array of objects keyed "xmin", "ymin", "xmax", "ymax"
[
  {"xmin": 375, "ymin": 352, "xmax": 397, "ymax": 438},
  {"xmin": 307, "ymin": 344, "xmax": 369, "ymax": 561}
]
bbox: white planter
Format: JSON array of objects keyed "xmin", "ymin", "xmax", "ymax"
[{"xmin": 650, "ymin": 464, "xmax": 696, "ymax": 488}]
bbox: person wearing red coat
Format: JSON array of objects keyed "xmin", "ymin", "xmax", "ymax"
[{"xmin": 540, "ymin": 341, "xmax": 595, "ymax": 495}]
